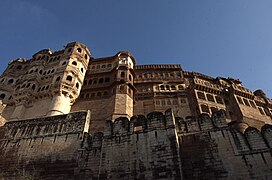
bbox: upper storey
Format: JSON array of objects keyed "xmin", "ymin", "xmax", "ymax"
[{"xmin": 0, "ymin": 42, "xmax": 91, "ymax": 120}]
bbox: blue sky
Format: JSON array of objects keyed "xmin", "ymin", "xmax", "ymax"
[{"xmin": 0, "ymin": 0, "xmax": 271, "ymax": 97}]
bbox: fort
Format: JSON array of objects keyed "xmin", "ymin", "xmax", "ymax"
[{"xmin": 0, "ymin": 42, "xmax": 272, "ymax": 179}]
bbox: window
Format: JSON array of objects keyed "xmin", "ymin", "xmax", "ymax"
[
  {"xmin": 197, "ymin": 92, "xmax": 206, "ymax": 100},
  {"xmin": 237, "ymin": 96, "xmax": 243, "ymax": 104},
  {"xmin": 76, "ymin": 83, "xmax": 79, "ymax": 89},
  {"xmin": 166, "ymin": 85, "xmax": 170, "ymax": 90},
  {"xmin": 210, "ymin": 107, "xmax": 218, "ymax": 114},
  {"xmin": 84, "ymin": 80, "xmax": 87, "ymax": 85},
  {"xmin": 66, "ymin": 75, "xmax": 72, "ymax": 81},
  {"xmin": 171, "ymin": 85, "xmax": 176, "ymax": 90},
  {"xmin": 121, "ymin": 72, "xmax": 125, "ymax": 78},
  {"xmin": 68, "ymin": 48, "xmax": 72, "ymax": 52},
  {"xmin": 107, "ymin": 64, "xmax": 112, "ymax": 68},
  {"xmin": 249, "ymin": 100, "xmax": 256, "ymax": 108},
  {"xmin": 81, "ymin": 68, "xmax": 84, "ymax": 73},
  {"xmin": 160, "ymin": 85, "xmax": 165, "ymax": 90},
  {"xmin": 102, "ymin": 65, "xmax": 106, "ymax": 68},
  {"xmin": 129, "ymin": 74, "xmax": 132, "ymax": 81},
  {"xmin": 97, "ymin": 92, "xmax": 101, "ymax": 97},
  {"xmin": 201, "ymin": 104, "xmax": 210, "ymax": 113},
  {"xmin": 105, "ymin": 77, "xmax": 110, "ymax": 82},
  {"xmin": 77, "ymin": 48, "xmax": 82, "ymax": 53},
  {"xmin": 215, "ymin": 96, "xmax": 224, "ymax": 104},
  {"xmin": 207, "ymin": 94, "xmax": 215, "ymax": 102},
  {"xmin": 84, "ymin": 54, "xmax": 88, "ymax": 60},
  {"xmin": 180, "ymin": 99, "xmax": 186, "ymax": 104},
  {"xmin": 72, "ymin": 61, "xmax": 77, "ymax": 66},
  {"xmin": 0, "ymin": 94, "xmax": 6, "ymax": 100},
  {"xmin": 56, "ymin": 76, "xmax": 61, "ymax": 82},
  {"xmin": 99, "ymin": 78, "xmax": 104, "ymax": 84},
  {"xmin": 32, "ymin": 84, "xmax": 36, "ymax": 91},
  {"xmin": 243, "ymin": 98, "xmax": 250, "ymax": 106},
  {"xmin": 88, "ymin": 80, "xmax": 92, "ymax": 85},
  {"xmin": 178, "ymin": 85, "xmax": 184, "ymax": 90},
  {"xmin": 8, "ymin": 79, "xmax": 14, "ymax": 84},
  {"xmin": 258, "ymin": 107, "xmax": 265, "ymax": 115}
]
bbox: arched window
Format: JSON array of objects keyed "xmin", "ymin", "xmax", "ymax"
[
  {"xmin": 86, "ymin": 94, "xmax": 90, "ymax": 98},
  {"xmin": 171, "ymin": 85, "xmax": 176, "ymax": 90},
  {"xmin": 103, "ymin": 91, "xmax": 108, "ymax": 96},
  {"xmin": 178, "ymin": 85, "xmax": 184, "ymax": 90},
  {"xmin": 121, "ymin": 72, "xmax": 125, "ymax": 78},
  {"xmin": 120, "ymin": 85, "xmax": 125, "ymax": 92},
  {"xmin": 56, "ymin": 77, "xmax": 61, "ymax": 82},
  {"xmin": 102, "ymin": 65, "xmax": 106, "ymax": 68},
  {"xmin": 160, "ymin": 85, "xmax": 165, "ymax": 90},
  {"xmin": 105, "ymin": 77, "xmax": 110, "ymax": 82},
  {"xmin": 99, "ymin": 78, "xmax": 104, "ymax": 84},
  {"xmin": 81, "ymin": 68, "xmax": 84, "ymax": 73},
  {"xmin": 8, "ymin": 79, "xmax": 14, "ymax": 84},
  {"xmin": 197, "ymin": 92, "xmax": 206, "ymax": 100},
  {"xmin": 83, "ymin": 80, "xmax": 87, "ymax": 85},
  {"xmin": 88, "ymin": 79, "xmax": 92, "ymax": 85},
  {"xmin": 51, "ymin": 69, "xmax": 55, "ymax": 73},
  {"xmin": 0, "ymin": 94, "xmax": 6, "ymax": 100},
  {"xmin": 39, "ymin": 70, "xmax": 43, "ymax": 75},
  {"xmin": 84, "ymin": 54, "xmax": 88, "ymax": 60},
  {"xmin": 167, "ymin": 100, "xmax": 171, "ymax": 105},
  {"xmin": 72, "ymin": 61, "xmax": 77, "ymax": 66},
  {"xmin": 107, "ymin": 64, "xmax": 112, "ymax": 68},
  {"xmin": 97, "ymin": 92, "xmax": 101, "ymax": 97},
  {"xmin": 129, "ymin": 74, "xmax": 132, "ymax": 81},
  {"xmin": 76, "ymin": 83, "xmax": 79, "ymax": 89},
  {"xmin": 62, "ymin": 62, "xmax": 66, "ymax": 66},
  {"xmin": 166, "ymin": 85, "xmax": 170, "ymax": 90},
  {"xmin": 32, "ymin": 84, "xmax": 36, "ymax": 91},
  {"xmin": 66, "ymin": 75, "xmax": 72, "ymax": 81},
  {"xmin": 77, "ymin": 48, "xmax": 82, "ymax": 53}
]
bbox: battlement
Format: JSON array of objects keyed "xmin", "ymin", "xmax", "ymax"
[{"xmin": 135, "ymin": 64, "xmax": 181, "ymax": 70}]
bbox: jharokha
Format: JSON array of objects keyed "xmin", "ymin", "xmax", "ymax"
[{"xmin": 0, "ymin": 42, "xmax": 272, "ymax": 179}]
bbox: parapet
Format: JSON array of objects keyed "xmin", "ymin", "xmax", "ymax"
[
  {"xmin": 135, "ymin": 64, "xmax": 182, "ymax": 70},
  {"xmin": 0, "ymin": 111, "xmax": 90, "ymax": 141},
  {"xmin": 176, "ymin": 109, "xmax": 228, "ymax": 133},
  {"xmin": 104, "ymin": 109, "xmax": 177, "ymax": 137}
]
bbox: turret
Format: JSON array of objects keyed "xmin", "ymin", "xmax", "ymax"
[
  {"xmin": 111, "ymin": 51, "xmax": 136, "ymax": 120},
  {"xmin": 47, "ymin": 42, "xmax": 91, "ymax": 116}
]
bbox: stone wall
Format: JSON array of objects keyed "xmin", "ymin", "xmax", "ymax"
[
  {"xmin": 177, "ymin": 110, "xmax": 272, "ymax": 179},
  {"xmin": 79, "ymin": 109, "xmax": 182, "ymax": 179},
  {"xmin": 1, "ymin": 109, "xmax": 272, "ymax": 179},
  {"xmin": 0, "ymin": 111, "xmax": 91, "ymax": 179}
]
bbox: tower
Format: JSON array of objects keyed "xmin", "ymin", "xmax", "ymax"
[
  {"xmin": 47, "ymin": 42, "xmax": 91, "ymax": 116},
  {"xmin": 111, "ymin": 51, "xmax": 136, "ymax": 120}
]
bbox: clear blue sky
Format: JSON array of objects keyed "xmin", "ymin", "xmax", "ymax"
[{"xmin": 0, "ymin": 0, "xmax": 271, "ymax": 97}]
